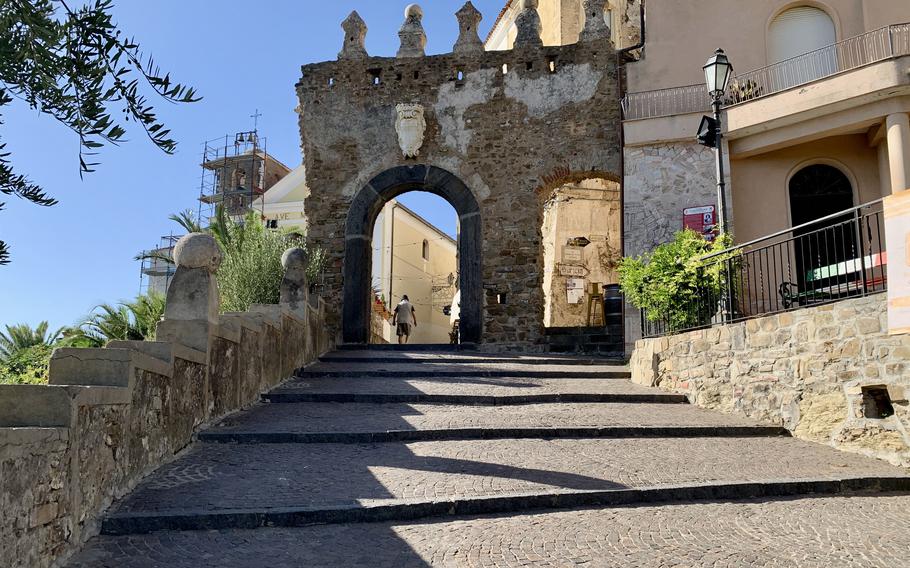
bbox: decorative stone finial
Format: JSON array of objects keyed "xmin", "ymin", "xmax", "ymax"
[
  {"xmin": 453, "ymin": 2, "xmax": 483, "ymax": 55},
  {"xmin": 157, "ymin": 233, "xmax": 222, "ymax": 353},
  {"xmin": 338, "ymin": 11, "xmax": 368, "ymax": 60},
  {"xmin": 514, "ymin": 0, "xmax": 542, "ymax": 48},
  {"xmin": 280, "ymin": 247, "xmax": 309, "ymax": 317},
  {"xmin": 580, "ymin": 0, "xmax": 611, "ymax": 42},
  {"xmin": 397, "ymin": 4, "xmax": 427, "ymax": 58},
  {"xmin": 173, "ymin": 233, "xmax": 222, "ymax": 271}
]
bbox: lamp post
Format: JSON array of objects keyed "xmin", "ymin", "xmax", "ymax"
[{"xmin": 702, "ymin": 48, "xmax": 734, "ymax": 233}]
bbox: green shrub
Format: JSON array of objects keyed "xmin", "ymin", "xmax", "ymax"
[
  {"xmin": 619, "ymin": 230, "xmax": 735, "ymax": 332},
  {"xmin": 148, "ymin": 208, "xmax": 323, "ymax": 313},
  {"xmin": 216, "ymin": 212, "xmax": 306, "ymax": 313},
  {"xmin": 0, "ymin": 343, "xmax": 52, "ymax": 384}
]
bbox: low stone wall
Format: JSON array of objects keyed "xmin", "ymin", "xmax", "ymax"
[
  {"xmin": 0, "ymin": 240, "xmax": 334, "ymax": 567},
  {"xmin": 631, "ymin": 295, "xmax": 909, "ymax": 467}
]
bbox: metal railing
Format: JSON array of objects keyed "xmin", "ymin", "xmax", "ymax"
[
  {"xmin": 623, "ymin": 23, "xmax": 910, "ymax": 120},
  {"xmin": 641, "ymin": 200, "xmax": 888, "ymax": 338}
]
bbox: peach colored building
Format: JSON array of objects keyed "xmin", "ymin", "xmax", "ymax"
[{"xmin": 489, "ymin": 0, "xmax": 910, "ymax": 343}]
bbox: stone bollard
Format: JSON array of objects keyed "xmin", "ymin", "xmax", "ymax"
[
  {"xmin": 279, "ymin": 247, "xmax": 309, "ymax": 319},
  {"xmin": 156, "ymin": 233, "xmax": 222, "ymax": 353},
  {"xmin": 453, "ymin": 2, "xmax": 483, "ymax": 55},
  {"xmin": 579, "ymin": 0, "xmax": 611, "ymax": 42},
  {"xmin": 397, "ymin": 4, "xmax": 427, "ymax": 58},
  {"xmin": 514, "ymin": 0, "xmax": 542, "ymax": 48},
  {"xmin": 338, "ymin": 11, "xmax": 368, "ymax": 60}
]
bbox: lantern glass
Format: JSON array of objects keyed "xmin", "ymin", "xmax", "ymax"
[{"xmin": 703, "ymin": 49, "xmax": 733, "ymax": 96}]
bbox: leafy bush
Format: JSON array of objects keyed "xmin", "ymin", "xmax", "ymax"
[
  {"xmin": 0, "ymin": 343, "xmax": 52, "ymax": 384},
  {"xmin": 148, "ymin": 207, "xmax": 323, "ymax": 313},
  {"xmin": 619, "ymin": 230, "xmax": 735, "ymax": 331},
  {"xmin": 215, "ymin": 212, "xmax": 305, "ymax": 312}
]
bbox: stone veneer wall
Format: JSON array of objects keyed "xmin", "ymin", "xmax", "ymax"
[
  {"xmin": 0, "ymin": 301, "xmax": 333, "ymax": 567},
  {"xmin": 622, "ymin": 141, "xmax": 721, "ymax": 350},
  {"xmin": 631, "ymin": 295, "xmax": 910, "ymax": 467}
]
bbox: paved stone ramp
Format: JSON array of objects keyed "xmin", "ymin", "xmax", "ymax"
[{"xmin": 69, "ymin": 349, "xmax": 910, "ymax": 566}]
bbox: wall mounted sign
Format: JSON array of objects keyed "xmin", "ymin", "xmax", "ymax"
[
  {"xmin": 884, "ymin": 191, "xmax": 910, "ymax": 335},
  {"xmin": 562, "ymin": 245, "xmax": 584, "ymax": 263},
  {"xmin": 558, "ymin": 264, "xmax": 588, "ymax": 277},
  {"xmin": 683, "ymin": 205, "xmax": 718, "ymax": 240}
]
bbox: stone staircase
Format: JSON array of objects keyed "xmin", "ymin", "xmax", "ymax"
[{"xmin": 68, "ymin": 348, "xmax": 910, "ymax": 567}]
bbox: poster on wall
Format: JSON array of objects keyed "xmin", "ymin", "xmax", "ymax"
[
  {"xmin": 884, "ymin": 191, "xmax": 910, "ymax": 335},
  {"xmin": 566, "ymin": 278, "xmax": 585, "ymax": 304},
  {"xmin": 683, "ymin": 205, "xmax": 718, "ymax": 240}
]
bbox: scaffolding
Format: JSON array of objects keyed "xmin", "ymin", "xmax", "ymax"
[
  {"xmin": 196, "ymin": 131, "xmax": 271, "ymax": 224},
  {"xmin": 138, "ymin": 234, "xmax": 181, "ymax": 296}
]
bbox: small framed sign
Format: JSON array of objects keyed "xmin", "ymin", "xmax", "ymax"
[{"xmin": 683, "ymin": 205, "xmax": 718, "ymax": 240}]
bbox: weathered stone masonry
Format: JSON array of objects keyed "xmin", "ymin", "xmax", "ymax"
[
  {"xmin": 0, "ymin": 240, "xmax": 334, "ymax": 568},
  {"xmin": 631, "ymin": 294, "xmax": 910, "ymax": 467},
  {"xmin": 298, "ymin": 11, "xmax": 622, "ymax": 347}
]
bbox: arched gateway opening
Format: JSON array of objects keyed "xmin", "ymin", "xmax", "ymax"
[{"xmin": 343, "ymin": 165, "xmax": 482, "ymax": 344}]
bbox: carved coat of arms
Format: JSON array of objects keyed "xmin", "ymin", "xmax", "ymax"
[{"xmin": 395, "ymin": 103, "xmax": 426, "ymax": 158}]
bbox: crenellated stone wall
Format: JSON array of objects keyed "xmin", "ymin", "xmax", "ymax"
[
  {"xmin": 0, "ymin": 240, "xmax": 333, "ymax": 568},
  {"xmin": 298, "ymin": 3, "xmax": 622, "ymax": 349},
  {"xmin": 631, "ymin": 294, "xmax": 910, "ymax": 467}
]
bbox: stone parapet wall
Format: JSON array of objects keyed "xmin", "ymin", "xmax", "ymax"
[
  {"xmin": 631, "ymin": 295, "xmax": 910, "ymax": 467},
  {"xmin": 0, "ymin": 241, "xmax": 333, "ymax": 568}
]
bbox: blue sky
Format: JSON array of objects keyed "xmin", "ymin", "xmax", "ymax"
[{"xmin": 0, "ymin": 0, "xmax": 504, "ymax": 330}]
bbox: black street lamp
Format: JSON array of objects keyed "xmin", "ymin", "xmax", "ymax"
[{"xmin": 702, "ymin": 48, "xmax": 734, "ymax": 233}]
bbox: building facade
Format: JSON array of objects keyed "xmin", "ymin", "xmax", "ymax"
[
  {"xmin": 371, "ymin": 201, "xmax": 458, "ymax": 344},
  {"xmin": 490, "ymin": 0, "xmax": 910, "ymax": 347}
]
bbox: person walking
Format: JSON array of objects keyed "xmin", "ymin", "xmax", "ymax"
[{"xmin": 392, "ymin": 295, "xmax": 417, "ymax": 345}]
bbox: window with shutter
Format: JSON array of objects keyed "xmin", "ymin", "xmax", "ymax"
[{"xmin": 768, "ymin": 6, "xmax": 837, "ymax": 87}]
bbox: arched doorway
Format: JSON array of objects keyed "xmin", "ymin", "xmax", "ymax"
[
  {"xmin": 789, "ymin": 163, "xmax": 855, "ymax": 288},
  {"xmin": 343, "ymin": 165, "xmax": 482, "ymax": 344}
]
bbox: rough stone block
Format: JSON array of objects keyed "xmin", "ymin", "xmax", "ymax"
[{"xmin": 48, "ymin": 348, "xmax": 133, "ymax": 387}]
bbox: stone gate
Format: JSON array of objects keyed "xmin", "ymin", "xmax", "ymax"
[{"xmin": 298, "ymin": 2, "xmax": 622, "ymax": 347}]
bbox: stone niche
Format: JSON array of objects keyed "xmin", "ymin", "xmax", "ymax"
[{"xmin": 297, "ymin": 14, "xmax": 622, "ymax": 348}]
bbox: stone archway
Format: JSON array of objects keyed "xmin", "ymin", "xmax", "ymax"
[{"xmin": 343, "ymin": 165, "xmax": 482, "ymax": 344}]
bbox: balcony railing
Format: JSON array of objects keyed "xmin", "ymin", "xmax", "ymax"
[
  {"xmin": 641, "ymin": 200, "xmax": 887, "ymax": 339},
  {"xmin": 622, "ymin": 23, "xmax": 910, "ymax": 120}
]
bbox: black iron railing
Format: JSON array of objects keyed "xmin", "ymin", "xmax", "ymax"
[{"xmin": 641, "ymin": 200, "xmax": 887, "ymax": 338}]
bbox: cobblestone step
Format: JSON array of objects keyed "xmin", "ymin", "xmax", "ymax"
[
  {"xmin": 262, "ymin": 392, "xmax": 686, "ymax": 404},
  {"xmin": 204, "ymin": 401, "xmax": 777, "ymax": 439},
  {"xmin": 100, "ymin": 478, "xmax": 910, "ymax": 535},
  {"xmin": 98, "ymin": 436, "xmax": 910, "ymax": 536},
  {"xmin": 318, "ymin": 354, "xmax": 626, "ymax": 366},
  {"xmin": 71, "ymin": 495, "xmax": 910, "ymax": 567},
  {"xmin": 295, "ymin": 369, "xmax": 630, "ymax": 378},
  {"xmin": 198, "ymin": 426, "xmax": 791, "ymax": 444},
  {"xmin": 338, "ymin": 344, "xmax": 478, "ymax": 352}
]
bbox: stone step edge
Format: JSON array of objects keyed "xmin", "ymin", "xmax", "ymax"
[
  {"xmin": 293, "ymin": 370, "xmax": 631, "ymax": 379},
  {"xmin": 99, "ymin": 477, "xmax": 910, "ymax": 536},
  {"xmin": 339, "ymin": 344, "xmax": 478, "ymax": 352},
  {"xmin": 197, "ymin": 426, "xmax": 790, "ymax": 444},
  {"xmin": 262, "ymin": 393, "xmax": 688, "ymax": 405},
  {"xmin": 318, "ymin": 356, "xmax": 627, "ymax": 366}
]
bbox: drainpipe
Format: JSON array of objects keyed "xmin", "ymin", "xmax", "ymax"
[
  {"xmin": 615, "ymin": 0, "xmax": 646, "ymax": 351},
  {"xmin": 616, "ymin": 0, "xmax": 646, "ymax": 260}
]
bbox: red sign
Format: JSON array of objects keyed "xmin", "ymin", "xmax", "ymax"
[{"xmin": 683, "ymin": 205, "xmax": 718, "ymax": 240}]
